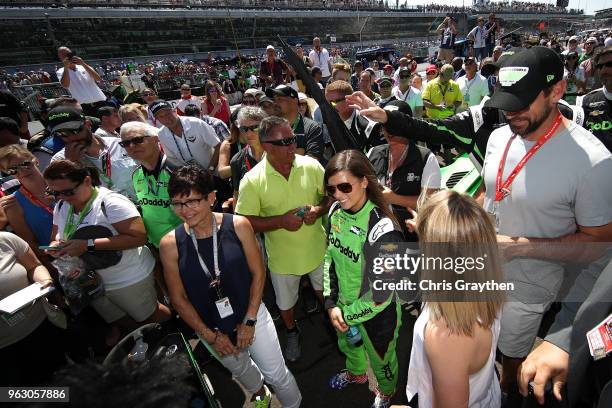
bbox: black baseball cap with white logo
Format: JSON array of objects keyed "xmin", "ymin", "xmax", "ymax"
[
  {"xmin": 149, "ymin": 100, "xmax": 173, "ymax": 116},
  {"xmin": 47, "ymin": 106, "xmax": 85, "ymax": 134},
  {"xmin": 266, "ymin": 85, "xmax": 298, "ymax": 99},
  {"xmin": 485, "ymin": 46, "xmax": 563, "ymax": 112}
]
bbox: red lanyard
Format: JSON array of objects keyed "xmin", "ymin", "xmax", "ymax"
[
  {"xmin": 244, "ymin": 146, "xmax": 254, "ymax": 171},
  {"xmin": 20, "ymin": 186, "xmax": 54, "ymax": 215},
  {"xmin": 495, "ymin": 113, "xmax": 563, "ymax": 202},
  {"xmin": 101, "ymin": 152, "xmax": 112, "ymax": 181}
]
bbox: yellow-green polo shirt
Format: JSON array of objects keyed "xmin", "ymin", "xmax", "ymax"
[
  {"xmin": 422, "ymin": 77, "xmax": 463, "ymax": 119},
  {"xmin": 236, "ymin": 154, "xmax": 326, "ymax": 275}
]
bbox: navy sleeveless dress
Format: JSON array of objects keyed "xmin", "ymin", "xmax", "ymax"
[{"xmin": 175, "ymin": 213, "xmax": 252, "ymax": 336}]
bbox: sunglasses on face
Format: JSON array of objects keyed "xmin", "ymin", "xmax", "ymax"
[
  {"xmin": 326, "ymin": 182, "xmax": 355, "ymax": 196},
  {"xmin": 171, "ymin": 197, "xmax": 205, "ymax": 211},
  {"xmin": 4, "ymin": 159, "xmax": 35, "ymax": 175},
  {"xmin": 329, "ymin": 97, "xmax": 346, "ymax": 106},
  {"xmin": 45, "ymin": 180, "xmax": 83, "ymax": 197},
  {"xmin": 118, "ymin": 136, "xmax": 147, "ymax": 148},
  {"xmin": 238, "ymin": 124, "xmax": 259, "ymax": 133},
  {"xmin": 596, "ymin": 61, "xmax": 612, "ymax": 70},
  {"xmin": 426, "ymin": 72, "xmax": 436, "ymax": 76},
  {"xmin": 262, "ymin": 136, "xmax": 297, "ymax": 147},
  {"xmin": 142, "ymin": 92, "xmax": 156, "ymax": 97},
  {"xmin": 380, "ymin": 83, "xmax": 392, "ymax": 88},
  {"xmin": 55, "ymin": 124, "xmax": 85, "ymax": 138}
]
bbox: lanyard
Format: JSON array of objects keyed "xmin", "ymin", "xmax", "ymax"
[
  {"xmin": 438, "ymin": 83, "xmax": 449, "ymax": 101},
  {"xmin": 20, "ymin": 186, "xmax": 53, "ymax": 215},
  {"xmin": 189, "ymin": 214, "xmax": 222, "ymax": 290},
  {"xmin": 63, "ymin": 188, "xmax": 98, "ymax": 240},
  {"xmin": 172, "ymin": 128, "xmax": 195, "ymax": 163},
  {"xmin": 495, "ymin": 113, "xmax": 562, "ymax": 202},
  {"xmin": 244, "ymin": 146, "xmax": 256, "ymax": 171},
  {"xmin": 291, "ymin": 114, "xmax": 301, "ymax": 132},
  {"xmin": 100, "ymin": 152, "xmax": 113, "ymax": 188}
]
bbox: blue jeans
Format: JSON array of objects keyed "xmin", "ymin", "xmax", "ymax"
[{"xmin": 475, "ymin": 47, "xmax": 487, "ymax": 62}]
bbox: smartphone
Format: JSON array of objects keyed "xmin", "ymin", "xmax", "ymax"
[
  {"xmin": 66, "ymin": 51, "xmax": 75, "ymax": 59},
  {"xmin": 295, "ymin": 207, "xmax": 307, "ymax": 218},
  {"xmin": 39, "ymin": 245, "xmax": 64, "ymax": 251}
]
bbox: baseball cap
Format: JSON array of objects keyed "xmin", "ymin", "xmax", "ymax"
[
  {"xmin": 378, "ymin": 76, "xmax": 394, "ymax": 86},
  {"xmin": 383, "ymin": 100, "xmax": 413, "ymax": 117},
  {"xmin": 298, "ymin": 92, "xmax": 308, "ymax": 102},
  {"xmin": 585, "ymin": 37, "xmax": 598, "ymax": 45},
  {"xmin": 149, "ymin": 100, "xmax": 173, "ymax": 116},
  {"xmin": 244, "ymin": 88, "xmax": 265, "ymax": 99},
  {"xmin": 464, "ymin": 56, "xmax": 476, "ymax": 64},
  {"xmin": 485, "ymin": 47, "xmax": 563, "ymax": 112},
  {"xmin": 266, "ymin": 45, "xmax": 275, "ymax": 51},
  {"xmin": 426, "ymin": 64, "xmax": 437, "ymax": 74},
  {"xmin": 398, "ymin": 67, "xmax": 411, "ymax": 76},
  {"xmin": 47, "ymin": 106, "xmax": 85, "ymax": 134},
  {"xmin": 266, "ymin": 85, "xmax": 298, "ymax": 99},
  {"xmin": 568, "ymin": 35, "xmax": 578, "ymax": 42},
  {"xmin": 383, "ymin": 64, "xmax": 394, "ymax": 71}
]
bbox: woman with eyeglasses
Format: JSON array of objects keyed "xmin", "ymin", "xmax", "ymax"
[
  {"xmin": 159, "ymin": 165, "xmax": 301, "ymax": 408},
  {"xmin": 563, "ymin": 51, "xmax": 586, "ymax": 104},
  {"xmin": 141, "ymin": 88, "xmax": 162, "ymax": 128},
  {"xmin": 297, "ymin": 92, "xmax": 312, "ymax": 119},
  {"xmin": 43, "ymin": 160, "xmax": 171, "ymax": 344},
  {"xmin": 202, "ymin": 81, "xmax": 231, "ymax": 126},
  {"xmin": 0, "ymin": 145, "xmax": 55, "ymax": 266},
  {"xmin": 323, "ymin": 149, "xmax": 404, "ymax": 408}
]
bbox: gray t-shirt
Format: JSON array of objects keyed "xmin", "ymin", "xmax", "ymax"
[
  {"xmin": 483, "ymin": 121, "xmax": 612, "ymax": 238},
  {"xmin": 483, "ymin": 122, "xmax": 612, "ymax": 303},
  {"xmin": 0, "ymin": 232, "xmax": 46, "ymax": 348}
]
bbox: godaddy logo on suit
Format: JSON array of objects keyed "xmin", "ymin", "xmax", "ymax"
[
  {"xmin": 330, "ymin": 237, "xmax": 360, "ymax": 263},
  {"xmin": 345, "ymin": 307, "xmax": 373, "ymax": 321}
]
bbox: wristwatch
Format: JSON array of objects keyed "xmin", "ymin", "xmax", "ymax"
[
  {"xmin": 87, "ymin": 239, "xmax": 95, "ymax": 253},
  {"xmin": 244, "ymin": 316, "xmax": 257, "ymax": 327}
]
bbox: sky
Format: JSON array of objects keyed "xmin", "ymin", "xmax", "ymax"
[{"xmin": 400, "ymin": 0, "xmax": 609, "ymax": 16}]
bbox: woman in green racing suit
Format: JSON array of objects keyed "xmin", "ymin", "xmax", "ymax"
[{"xmin": 323, "ymin": 149, "xmax": 404, "ymax": 408}]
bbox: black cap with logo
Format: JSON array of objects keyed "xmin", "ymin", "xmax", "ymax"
[
  {"xmin": 266, "ymin": 85, "xmax": 299, "ymax": 100},
  {"xmin": 485, "ymin": 46, "xmax": 563, "ymax": 112},
  {"xmin": 149, "ymin": 100, "xmax": 173, "ymax": 116},
  {"xmin": 47, "ymin": 106, "xmax": 85, "ymax": 134}
]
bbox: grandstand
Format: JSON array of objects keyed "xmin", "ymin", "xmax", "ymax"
[{"xmin": 0, "ymin": 1, "xmax": 587, "ymax": 66}]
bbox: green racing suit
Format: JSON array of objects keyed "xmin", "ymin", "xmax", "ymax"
[{"xmin": 323, "ymin": 199, "xmax": 404, "ymax": 396}]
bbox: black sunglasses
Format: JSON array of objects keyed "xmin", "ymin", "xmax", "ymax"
[
  {"xmin": 379, "ymin": 83, "xmax": 392, "ymax": 88},
  {"xmin": 118, "ymin": 136, "xmax": 147, "ymax": 148},
  {"xmin": 4, "ymin": 159, "xmax": 35, "ymax": 175},
  {"xmin": 330, "ymin": 97, "xmax": 346, "ymax": 106},
  {"xmin": 142, "ymin": 92, "xmax": 156, "ymax": 96},
  {"xmin": 262, "ymin": 136, "xmax": 297, "ymax": 147},
  {"xmin": 55, "ymin": 123, "xmax": 85, "ymax": 138},
  {"xmin": 326, "ymin": 182, "xmax": 355, "ymax": 196},
  {"xmin": 238, "ymin": 124, "xmax": 259, "ymax": 133},
  {"xmin": 45, "ymin": 180, "xmax": 83, "ymax": 197},
  {"xmin": 596, "ymin": 61, "xmax": 612, "ymax": 70},
  {"xmin": 399, "ymin": 75, "xmax": 411, "ymax": 79}
]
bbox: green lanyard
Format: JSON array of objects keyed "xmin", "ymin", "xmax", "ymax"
[
  {"xmin": 291, "ymin": 114, "xmax": 302, "ymax": 132},
  {"xmin": 63, "ymin": 188, "xmax": 98, "ymax": 240}
]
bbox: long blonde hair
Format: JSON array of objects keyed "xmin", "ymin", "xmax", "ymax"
[{"xmin": 416, "ymin": 190, "xmax": 504, "ymax": 336}]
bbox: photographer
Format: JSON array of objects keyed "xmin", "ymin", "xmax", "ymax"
[{"xmin": 56, "ymin": 46, "xmax": 106, "ymax": 117}]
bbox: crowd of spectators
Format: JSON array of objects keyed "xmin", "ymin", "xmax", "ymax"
[{"xmin": 0, "ymin": 11, "xmax": 610, "ymax": 407}]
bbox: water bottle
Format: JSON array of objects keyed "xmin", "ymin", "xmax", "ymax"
[
  {"xmin": 346, "ymin": 326, "xmax": 363, "ymax": 347},
  {"xmin": 128, "ymin": 336, "xmax": 149, "ymax": 363}
]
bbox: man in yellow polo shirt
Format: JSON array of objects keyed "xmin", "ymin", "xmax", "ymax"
[
  {"xmin": 422, "ymin": 64, "xmax": 463, "ymax": 119},
  {"xmin": 236, "ymin": 116, "xmax": 330, "ymax": 362}
]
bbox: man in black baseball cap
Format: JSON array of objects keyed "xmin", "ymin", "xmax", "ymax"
[
  {"xmin": 485, "ymin": 46, "xmax": 563, "ymax": 113},
  {"xmin": 47, "ymin": 105, "xmax": 86, "ymax": 135},
  {"xmin": 267, "ymin": 85, "xmax": 323, "ymax": 160}
]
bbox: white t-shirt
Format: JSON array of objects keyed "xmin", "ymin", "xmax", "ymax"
[
  {"xmin": 309, "ymin": 48, "xmax": 331, "ymax": 77},
  {"xmin": 53, "ymin": 187, "xmax": 155, "ymax": 291},
  {"xmin": 0, "ymin": 232, "xmax": 46, "ymax": 348},
  {"xmin": 176, "ymin": 96, "xmax": 203, "ymax": 115},
  {"xmin": 468, "ymin": 25, "xmax": 487, "ymax": 49},
  {"xmin": 391, "ymin": 86, "xmax": 424, "ymax": 114},
  {"xmin": 56, "ymin": 65, "xmax": 106, "ymax": 104},
  {"xmin": 456, "ymin": 73, "xmax": 490, "ymax": 108},
  {"xmin": 421, "ymin": 153, "xmax": 442, "ymax": 188},
  {"xmin": 52, "ymin": 136, "xmax": 138, "ymax": 202},
  {"xmin": 94, "ymin": 127, "xmax": 119, "ymax": 138},
  {"xmin": 158, "ymin": 116, "xmax": 221, "ymax": 169}
]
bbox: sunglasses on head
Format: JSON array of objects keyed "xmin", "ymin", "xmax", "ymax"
[
  {"xmin": 596, "ymin": 61, "xmax": 612, "ymax": 70},
  {"xmin": 45, "ymin": 180, "xmax": 83, "ymax": 197},
  {"xmin": 326, "ymin": 182, "xmax": 354, "ymax": 196},
  {"xmin": 238, "ymin": 124, "xmax": 259, "ymax": 133},
  {"xmin": 4, "ymin": 159, "xmax": 35, "ymax": 175},
  {"xmin": 118, "ymin": 136, "xmax": 147, "ymax": 148},
  {"xmin": 55, "ymin": 123, "xmax": 85, "ymax": 138},
  {"xmin": 263, "ymin": 136, "xmax": 297, "ymax": 147}
]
